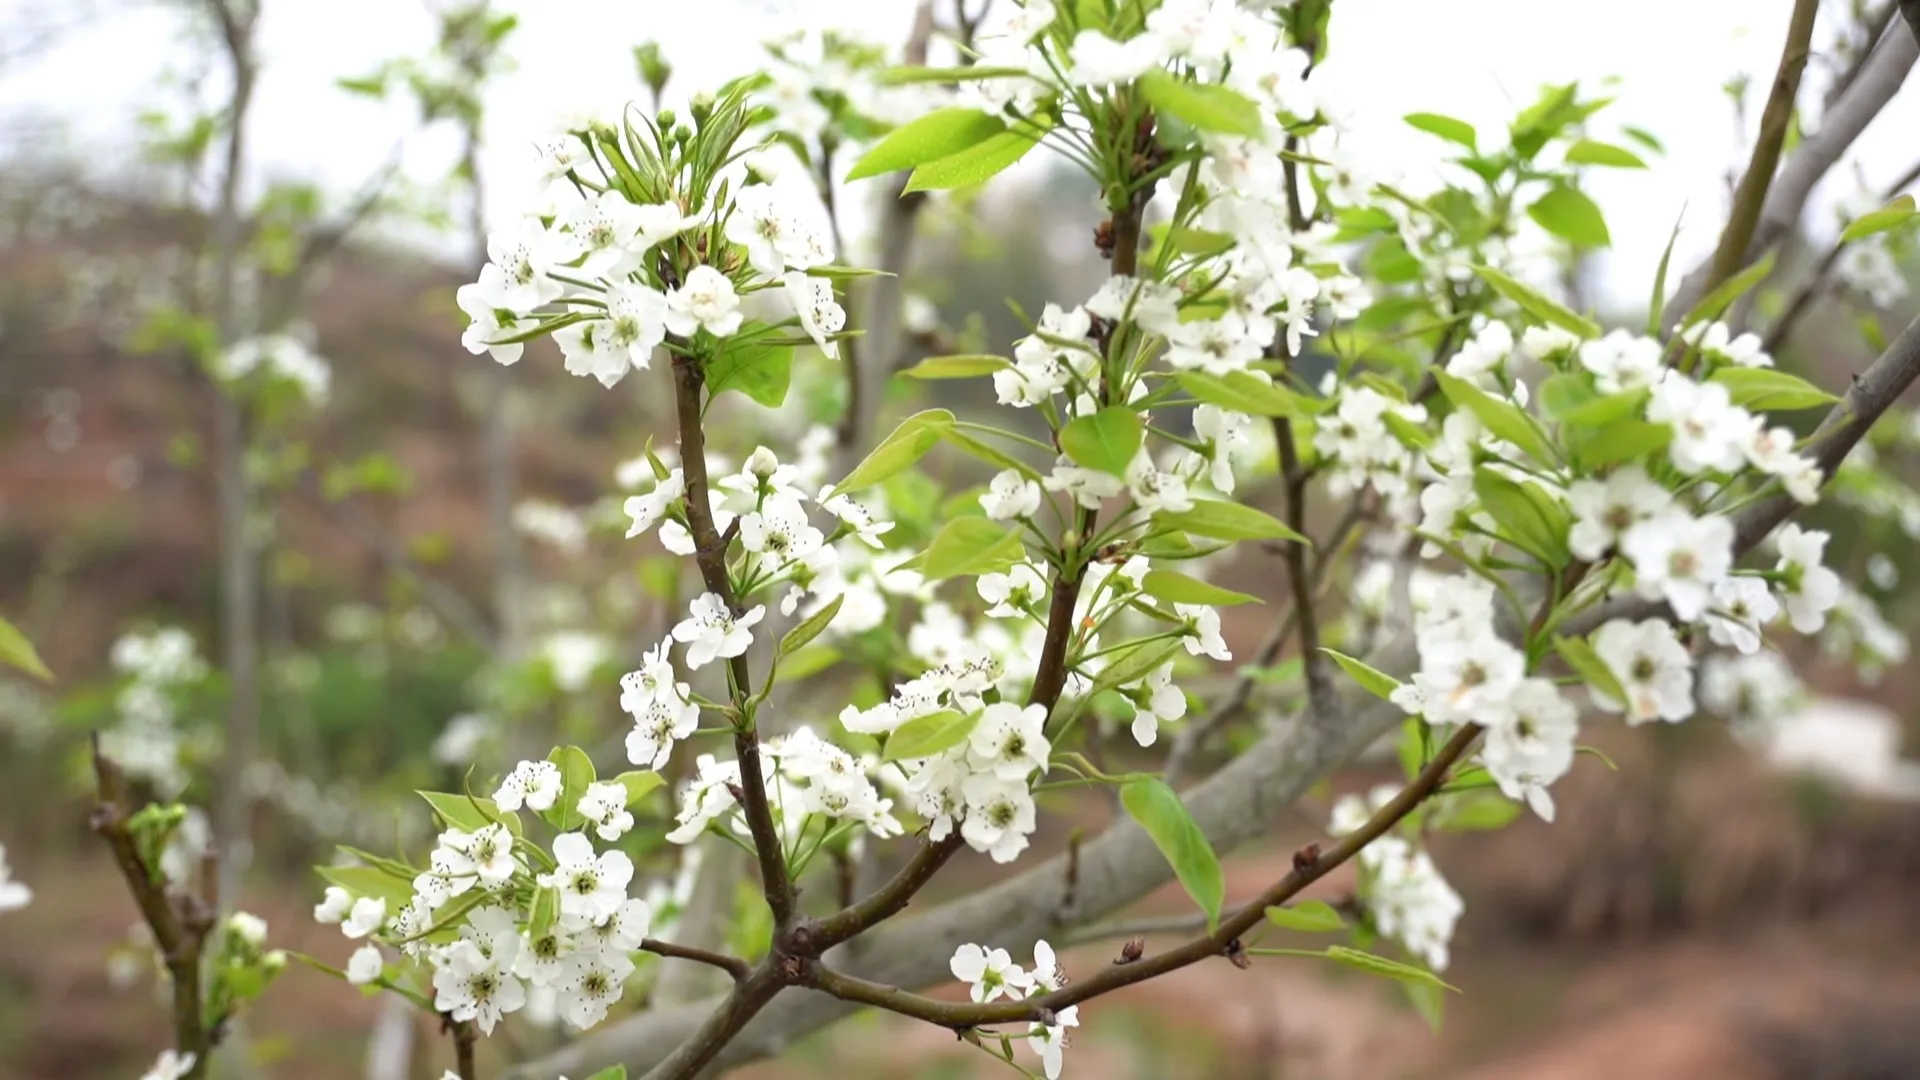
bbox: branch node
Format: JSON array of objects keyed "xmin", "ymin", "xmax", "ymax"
[{"xmin": 1115, "ymin": 937, "xmax": 1146, "ymax": 965}]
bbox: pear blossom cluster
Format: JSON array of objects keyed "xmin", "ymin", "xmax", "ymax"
[
  {"xmin": 456, "ymin": 115, "xmax": 846, "ymax": 387},
  {"xmin": 1329, "ymin": 785, "xmax": 1465, "ymax": 971},
  {"xmin": 0, "ymin": 842, "xmax": 30, "ymax": 913},
  {"xmin": 100, "ymin": 627, "xmax": 208, "ymax": 796},
  {"xmin": 948, "ymin": 940, "xmax": 1079, "ymax": 1079}
]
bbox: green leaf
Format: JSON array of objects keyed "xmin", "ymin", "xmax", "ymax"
[
  {"xmin": 1471, "ymin": 265, "xmax": 1599, "ymax": 338},
  {"xmin": 1404, "ymin": 980, "xmax": 1446, "ymax": 1033},
  {"xmin": 1472, "ymin": 467, "xmax": 1570, "ymax": 568},
  {"xmin": 1570, "ymin": 420, "xmax": 1671, "ymax": 468},
  {"xmin": 1060, "ymin": 406, "xmax": 1143, "ymax": 476},
  {"xmin": 316, "ymin": 865, "xmax": 415, "ymax": 910},
  {"xmin": 1563, "ymin": 139, "xmax": 1647, "ymax": 168},
  {"xmin": 1648, "ymin": 208, "xmax": 1684, "ymax": 335},
  {"xmin": 1138, "ymin": 71, "xmax": 1264, "ymax": 137},
  {"xmin": 1403, "ymin": 112, "xmax": 1476, "ymax": 150},
  {"xmin": 1156, "ymin": 225, "xmax": 1236, "ymax": 256},
  {"xmin": 706, "ymin": 341, "xmax": 793, "ymax": 408},
  {"xmin": 779, "ymin": 594, "xmax": 843, "ymax": 657},
  {"xmin": 1383, "ymin": 411, "xmax": 1435, "ymax": 450},
  {"xmin": 1141, "ymin": 569, "xmax": 1261, "ymax": 607},
  {"xmin": 583, "ymin": 1068, "xmax": 629, "ymax": 1080},
  {"xmin": 418, "ymin": 792, "xmax": 521, "ymax": 837},
  {"xmin": 778, "ymin": 644, "xmax": 840, "ymax": 682},
  {"xmin": 1537, "ymin": 373, "xmax": 1597, "ymax": 421},
  {"xmin": 1560, "ymin": 386, "xmax": 1649, "ymax": 427},
  {"xmin": 1554, "ymin": 635, "xmax": 1626, "ymax": 706},
  {"xmin": 845, "ymin": 107, "xmax": 1007, "ymax": 181},
  {"xmin": 828, "ymin": 409, "xmax": 953, "ymax": 497},
  {"xmin": 898, "ymin": 354, "xmax": 1010, "ymax": 380},
  {"xmin": 1442, "ymin": 792, "xmax": 1521, "ymax": 831},
  {"xmin": 882, "ymin": 709, "xmax": 979, "ymax": 761},
  {"xmin": 1155, "ymin": 500, "xmax": 1308, "ymax": 544},
  {"xmin": 1265, "ymin": 900, "xmax": 1347, "ymax": 933},
  {"xmin": 1708, "ymin": 367, "xmax": 1837, "ymax": 411},
  {"xmin": 1120, "ymin": 779, "xmax": 1225, "ymax": 930},
  {"xmin": 1678, "ymin": 250, "xmax": 1776, "ymax": 329},
  {"xmin": 1527, "ymin": 185, "xmax": 1611, "ymax": 248},
  {"xmin": 1320, "ymin": 648, "xmax": 1401, "ymax": 701},
  {"xmin": 545, "ymin": 746, "xmax": 597, "ymax": 833},
  {"xmin": 1433, "ymin": 371, "xmax": 1557, "ymax": 465},
  {"xmin": 1174, "ymin": 370, "xmax": 1310, "ymax": 417},
  {"xmin": 1621, "ymin": 125, "xmax": 1665, "ymax": 153},
  {"xmin": 904, "ymin": 122, "xmax": 1050, "ymax": 192},
  {"xmin": 529, "ymin": 886, "xmax": 559, "ymax": 939},
  {"xmin": 920, "ymin": 518, "xmax": 1026, "ymax": 581},
  {"xmin": 0, "ymin": 614, "xmax": 52, "ymax": 682},
  {"xmin": 1090, "ymin": 638, "xmax": 1185, "ymax": 695},
  {"xmin": 1839, "ymin": 194, "xmax": 1917, "ymax": 244},
  {"xmin": 613, "ymin": 771, "xmax": 665, "ymax": 808},
  {"xmin": 1325, "ymin": 946, "xmax": 1459, "ymax": 991},
  {"xmin": 941, "ymin": 426, "xmax": 1041, "ymax": 480}
]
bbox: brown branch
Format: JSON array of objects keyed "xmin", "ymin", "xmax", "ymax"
[
  {"xmin": 803, "ymin": 724, "xmax": 1483, "ymax": 1029},
  {"xmin": 669, "ymin": 352, "xmax": 794, "ymax": 928},
  {"xmin": 641, "ymin": 967, "xmax": 785, "ymax": 1080},
  {"xmin": 91, "ymin": 735, "xmax": 216, "ymax": 1080},
  {"xmin": 451, "ymin": 1019, "xmax": 478, "ymax": 1080},
  {"xmin": 1702, "ymin": 0, "xmax": 1820, "ymax": 306},
  {"xmin": 1902, "ymin": 0, "xmax": 1920, "ymax": 42},
  {"xmin": 1763, "ymin": 157, "xmax": 1920, "ymax": 353},
  {"xmin": 641, "ymin": 939, "xmax": 752, "ymax": 983}
]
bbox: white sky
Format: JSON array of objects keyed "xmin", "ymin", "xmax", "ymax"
[{"xmin": 4, "ymin": 0, "xmax": 1917, "ymax": 310}]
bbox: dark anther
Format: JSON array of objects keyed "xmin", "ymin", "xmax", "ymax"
[
  {"xmin": 1115, "ymin": 936, "xmax": 1145, "ymax": 965},
  {"xmin": 1093, "ymin": 219, "xmax": 1117, "ymax": 260},
  {"xmin": 1292, "ymin": 842, "xmax": 1322, "ymax": 874},
  {"xmin": 1225, "ymin": 937, "xmax": 1252, "ymax": 970}
]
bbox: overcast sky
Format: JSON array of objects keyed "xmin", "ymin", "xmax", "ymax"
[{"xmin": 3, "ymin": 0, "xmax": 1917, "ymax": 310}]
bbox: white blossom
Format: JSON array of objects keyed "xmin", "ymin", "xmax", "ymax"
[
  {"xmin": 1592, "ymin": 618, "xmax": 1694, "ymax": 723},
  {"xmin": 671, "ymin": 592, "xmax": 765, "ymax": 669}
]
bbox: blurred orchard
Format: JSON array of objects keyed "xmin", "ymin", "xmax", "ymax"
[{"xmin": 4, "ymin": 2, "xmax": 1920, "ymax": 1079}]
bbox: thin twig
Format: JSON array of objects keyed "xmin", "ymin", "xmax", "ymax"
[
  {"xmin": 451, "ymin": 1019, "xmax": 478, "ymax": 1080},
  {"xmin": 641, "ymin": 938, "xmax": 753, "ymax": 983},
  {"xmin": 1763, "ymin": 156, "xmax": 1920, "ymax": 354}
]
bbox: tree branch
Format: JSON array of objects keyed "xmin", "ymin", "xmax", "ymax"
[
  {"xmin": 1700, "ymin": 0, "xmax": 1820, "ymax": 305},
  {"xmin": 669, "ymin": 352, "xmax": 794, "ymax": 928},
  {"xmin": 451, "ymin": 1019, "xmax": 477, "ymax": 1080},
  {"xmin": 641, "ymin": 938, "xmax": 753, "ymax": 983},
  {"xmin": 91, "ymin": 735, "xmax": 217, "ymax": 1080},
  {"xmin": 1668, "ymin": 21, "xmax": 1918, "ymax": 319},
  {"xmin": 1762, "ymin": 157, "xmax": 1920, "ymax": 353}
]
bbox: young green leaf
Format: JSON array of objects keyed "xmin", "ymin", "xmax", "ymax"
[
  {"xmin": 905, "ymin": 124, "xmax": 1050, "ymax": 192},
  {"xmin": 1266, "ymin": 900, "xmax": 1347, "ymax": 933},
  {"xmin": 1141, "ymin": 568, "xmax": 1262, "ymax": 607},
  {"xmin": 779, "ymin": 594, "xmax": 844, "ymax": 657},
  {"xmin": 1472, "ymin": 467, "xmax": 1571, "ymax": 568},
  {"xmin": 897, "ymin": 354, "xmax": 1010, "ymax": 379},
  {"xmin": 613, "ymin": 770, "xmax": 665, "ymax": 808},
  {"xmin": 1121, "ymin": 779, "xmax": 1225, "ymax": 930},
  {"xmin": 1553, "ymin": 635, "xmax": 1627, "ymax": 706},
  {"xmin": 1559, "ymin": 387, "xmax": 1649, "ymax": 427},
  {"xmin": 1433, "ymin": 372, "xmax": 1557, "ymax": 465},
  {"xmin": 316, "ymin": 865, "xmax": 416, "ymax": 909},
  {"xmin": 1441, "ymin": 791, "xmax": 1522, "ymax": 832},
  {"xmin": 1677, "ymin": 250, "xmax": 1776, "ymax": 329},
  {"xmin": 1325, "ymin": 946, "xmax": 1459, "ymax": 991},
  {"xmin": 1471, "ymin": 265, "xmax": 1600, "ymax": 338},
  {"xmin": 777, "ymin": 644, "xmax": 841, "ymax": 682},
  {"xmin": 583, "ymin": 1067, "xmax": 629, "ymax": 1080},
  {"xmin": 529, "ymin": 886, "xmax": 559, "ymax": 939},
  {"xmin": 920, "ymin": 518, "xmax": 1026, "ymax": 581},
  {"xmin": 940, "ymin": 425, "xmax": 1042, "ymax": 480},
  {"xmin": 1569, "ymin": 420, "xmax": 1672, "ymax": 468},
  {"xmin": 1138, "ymin": 71, "xmax": 1264, "ymax": 137},
  {"xmin": 418, "ymin": 791, "xmax": 522, "ymax": 837},
  {"xmin": 1838, "ymin": 193, "xmax": 1917, "ymax": 244},
  {"xmin": 881, "ymin": 709, "xmax": 980, "ymax": 762},
  {"xmin": 1527, "ymin": 185, "xmax": 1611, "ymax": 248},
  {"xmin": 877, "ymin": 64, "xmax": 1035, "ymax": 85},
  {"xmin": 1174, "ymin": 370, "xmax": 1310, "ymax": 417},
  {"xmin": 1090, "ymin": 638, "xmax": 1186, "ymax": 696},
  {"xmin": 1060, "ymin": 406, "xmax": 1143, "ymax": 477},
  {"xmin": 1563, "ymin": 138, "xmax": 1648, "ymax": 168},
  {"xmin": 1403, "ymin": 112, "xmax": 1476, "ymax": 150},
  {"xmin": 1155, "ymin": 500, "xmax": 1308, "ymax": 544},
  {"xmin": 845, "ymin": 107, "xmax": 1007, "ymax": 181},
  {"xmin": 545, "ymin": 746, "xmax": 597, "ymax": 832},
  {"xmin": 705, "ymin": 341, "xmax": 793, "ymax": 408},
  {"xmin": 1648, "ymin": 208, "xmax": 1684, "ymax": 336},
  {"xmin": 0, "ymin": 614, "xmax": 51, "ymax": 682},
  {"xmin": 1537, "ymin": 372, "xmax": 1597, "ymax": 421},
  {"xmin": 828, "ymin": 409, "xmax": 954, "ymax": 497},
  {"xmin": 1708, "ymin": 367, "xmax": 1837, "ymax": 411},
  {"xmin": 1320, "ymin": 648, "xmax": 1401, "ymax": 701}
]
